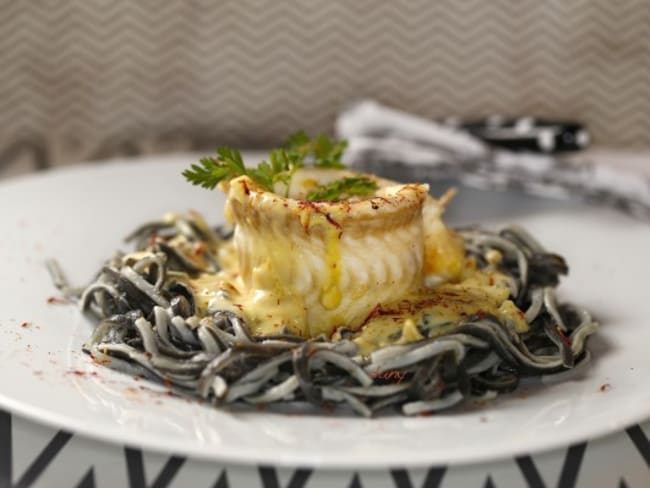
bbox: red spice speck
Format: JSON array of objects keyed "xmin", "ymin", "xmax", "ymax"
[
  {"xmin": 360, "ymin": 303, "xmax": 382, "ymax": 327},
  {"xmin": 556, "ymin": 326, "xmax": 572, "ymax": 347},
  {"xmin": 163, "ymin": 377, "xmax": 172, "ymax": 388},
  {"xmin": 47, "ymin": 296, "xmax": 69, "ymax": 305},
  {"xmin": 192, "ymin": 242, "xmax": 206, "ymax": 256},
  {"xmin": 322, "ymin": 402, "xmax": 335, "ymax": 415},
  {"xmin": 68, "ymin": 370, "xmax": 86, "ymax": 376},
  {"xmin": 600, "ymin": 383, "xmax": 611, "ymax": 392},
  {"xmin": 20, "ymin": 322, "xmax": 30, "ymax": 328}
]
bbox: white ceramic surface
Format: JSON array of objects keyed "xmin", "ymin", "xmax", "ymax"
[{"xmin": 0, "ymin": 154, "xmax": 648, "ymax": 469}]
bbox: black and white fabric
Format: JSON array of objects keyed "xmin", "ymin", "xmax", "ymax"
[{"xmin": 337, "ymin": 101, "xmax": 650, "ymax": 220}]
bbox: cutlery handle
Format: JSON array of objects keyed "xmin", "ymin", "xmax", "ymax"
[{"xmin": 450, "ymin": 116, "xmax": 590, "ymax": 153}]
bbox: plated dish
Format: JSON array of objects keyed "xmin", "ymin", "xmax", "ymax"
[
  {"xmin": 54, "ymin": 134, "xmax": 598, "ymax": 416},
  {"xmin": 1, "ymin": 155, "xmax": 649, "ymax": 466}
]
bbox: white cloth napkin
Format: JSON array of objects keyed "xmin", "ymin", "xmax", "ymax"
[{"xmin": 336, "ymin": 100, "xmax": 650, "ymax": 219}]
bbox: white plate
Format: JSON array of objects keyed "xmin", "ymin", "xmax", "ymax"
[{"xmin": 0, "ymin": 154, "xmax": 649, "ymax": 469}]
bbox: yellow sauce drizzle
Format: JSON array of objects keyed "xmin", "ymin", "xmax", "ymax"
[{"xmin": 320, "ymin": 226, "xmax": 342, "ymax": 310}]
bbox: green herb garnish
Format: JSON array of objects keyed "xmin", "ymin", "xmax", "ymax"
[
  {"xmin": 306, "ymin": 177, "xmax": 378, "ymax": 202},
  {"xmin": 182, "ymin": 147, "xmax": 246, "ymax": 190},
  {"xmin": 183, "ymin": 131, "xmax": 376, "ymax": 201}
]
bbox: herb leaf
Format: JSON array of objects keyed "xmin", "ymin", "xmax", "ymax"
[
  {"xmin": 284, "ymin": 131, "xmax": 346, "ymax": 169},
  {"xmin": 182, "ymin": 147, "xmax": 247, "ymax": 190},
  {"xmin": 306, "ymin": 177, "xmax": 378, "ymax": 202},
  {"xmin": 285, "ymin": 130, "xmax": 311, "ymax": 153},
  {"xmin": 312, "ymin": 135, "xmax": 347, "ymax": 169},
  {"xmin": 184, "ymin": 131, "xmax": 349, "ymax": 195}
]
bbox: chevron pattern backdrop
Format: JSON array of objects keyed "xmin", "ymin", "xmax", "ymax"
[{"xmin": 1, "ymin": 0, "xmax": 650, "ymax": 177}]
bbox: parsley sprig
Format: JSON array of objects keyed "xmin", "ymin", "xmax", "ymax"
[
  {"xmin": 183, "ymin": 131, "xmax": 376, "ymax": 201},
  {"xmin": 306, "ymin": 177, "xmax": 378, "ymax": 202},
  {"xmin": 182, "ymin": 147, "xmax": 246, "ymax": 190}
]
